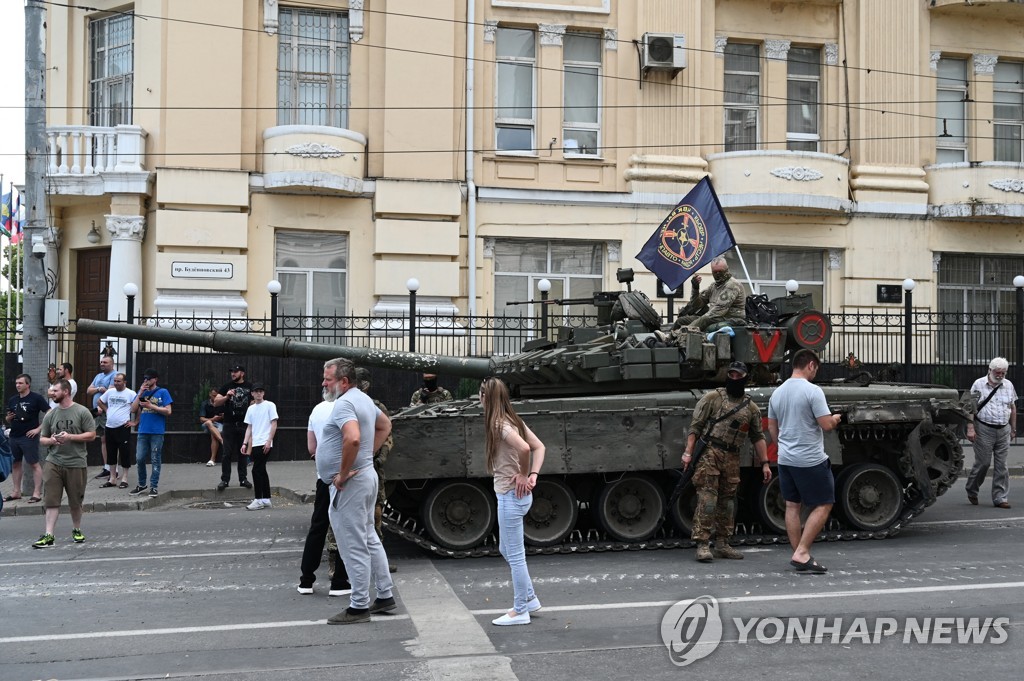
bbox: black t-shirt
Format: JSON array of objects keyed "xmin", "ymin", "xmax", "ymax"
[
  {"xmin": 199, "ymin": 399, "xmax": 224, "ymax": 420},
  {"xmin": 218, "ymin": 381, "xmax": 253, "ymax": 424},
  {"xmin": 7, "ymin": 391, "xmax": 51, "ymax": 438}
]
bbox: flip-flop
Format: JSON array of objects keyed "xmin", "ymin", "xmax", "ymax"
[
  {"xmin": 27, "ymin": 496, "xmax": 42, "ymax": 504},
  {"xmin": 790, "ymin": 557, "xmax": 827, "ymax": 574},
  {"xmin": 99, "ymin": 482, "xmax": 116, "ymax": 488},
  {"xmin": 119, "ymin": 482, "xmax": 129, "ymax": 489},
  {"xmin": 2, "ymin": 494, "xmax": 22, "ymax": 502}
]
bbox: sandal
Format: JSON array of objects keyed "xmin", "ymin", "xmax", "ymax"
[
  {"xmin": 100, "ymin": 481, "xmax": 116, "ymax": 488},
  {"xmin": 2, "ymin": 494, "xmax": 22, "ymax": 502},
  {"xmin": 27, "ymin": 496, "xmax": 42, "ymax": 503},
  {"xmin": 790, "ymin": 557, "xmax": 828, "ymax": 574},
  {"xmin": 119, "ymin": 481, "xmax": 129, "ymax": 489}
]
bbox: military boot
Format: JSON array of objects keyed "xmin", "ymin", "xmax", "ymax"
[
  {"xmin": 713, "ymin": 539, "xmax": 743, "ymax": 560},
  {"xmin": 695, "ymin": 542, "xmax": 713, "ymax": 562}
]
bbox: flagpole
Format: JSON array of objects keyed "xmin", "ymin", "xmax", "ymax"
[{"xmin": 731, "ymin": 244, "xmax": 756, "ymax": 295}]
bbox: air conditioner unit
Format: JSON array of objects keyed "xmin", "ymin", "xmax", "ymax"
[{"xmin": 642, "ymin": 33, "xmax": 686, "ymax": 74}]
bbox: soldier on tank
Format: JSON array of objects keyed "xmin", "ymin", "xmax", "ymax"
[
  {"xmin": 683, "ymin": 361, "xmax": 771, "ymax": 562},
  {"xmin": 670, "ymin": 256, "xmax": 746, "ymax": 335},
  {"xmin": 409, "ymin": 373, "xmax": 453, "ymax": 407}
]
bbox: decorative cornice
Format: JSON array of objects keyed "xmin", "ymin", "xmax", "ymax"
[
  {"xmin": 771, "ymin": 166, "xmax": 823, "ymax": 182},
  {"xmin": 483, "ymin": 20, "xmax": 498, "ymax": 43},
  {"xmin": 765, "ymin": 39, "xmax": 791, "ymax": 61},
  {"xmin": 607, "ymin": 242, "xmax": 620, "ymax": 263},
  {"xmin": 714, "ymin": 35, "xmax": 728, "ymax": 56},
  {"xmin": 349, "ymin": 0, "xmax": 365, "ymax": 43},
  {"xmin": 825, "ymin": 43, "xmax": 838, "ymax": 66},
  {"xmin": 285, "ymin": 142, "xmax": 345, "ymax": 159},
  {"xmin": 932, "ymin": 253, "xmax": 942, "ymax": 272},
  {"xmin": 973, "ymin": 53, "xmax": 997, "ymax": 75},
  {"xmin": 827, "ymin": 249, "xmax": 842, "ymax": 271},
  {"xmin": 603, "ymin": 28, "xmax": 617, "ymax": 51},
  {"xmin": 539, "ymin": 24, "xmax": 566, "ymax": 46},
  {"xmin": 990, "ymin": 178, "xmax": 1024, "ymax": 193},
  {"xmin": 263, "ymin": 0, "xmax": 278, "ymax": 36},
  {"xmin": 930, "ymin": 51, "xmax": 941, "ymax": 72},
  {"xmin": 105, "ymin": 214, "xmax": 146, "ymax": 242}
]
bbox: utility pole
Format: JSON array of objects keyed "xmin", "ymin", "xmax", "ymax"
[{"xmin": 23, "ymin": 0, "xmax": 48, "ymax": 392}]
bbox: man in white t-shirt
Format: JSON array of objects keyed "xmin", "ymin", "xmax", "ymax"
[
  {"xmin": 965, "ymin": 357, "xmax": 1018, "ymax": 509},
  {"xmin": 767, "ymin": 349, "xmax": 842, "ymax": 575},
  {"xmin": 242, "ymin": 383, "xmax": 278, "ymax": 511},
  {"xmin": 50, "ymin": 362, "xmax": 78, "ymax": 409},
  {"xmin": 98, "ymin": 373, "xmax": 137, "ymax": 488}
]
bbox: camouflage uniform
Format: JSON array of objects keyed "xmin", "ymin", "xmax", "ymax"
[
  {"xmin": 672, "ymin": 274, "xmax": 746, "ymax": 333},
  {"xmin": 410, "ymin": 386, "xmax": 454, "ymax": 407},
  {"xmin": 371, "ymin": 398, "xmax": 393, "ymax": 540},
  {"xmin": 688, "ymin": 388, "xmax": 764, "ymax": 544}
]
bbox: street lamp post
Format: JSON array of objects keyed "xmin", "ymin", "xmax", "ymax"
[
  {"xmin": 406, "ymin": 278, "xmax": 420, "ymax": 352},
  {"xmin": 786, "ymin": 279, "xmax": 799, "ymax": 297},
  {"xmin": 903, "ymin": 278, "xmax": 916, "ymax": 379},
  {"xmin": 267, "ymin": 279, "xmax": 282, "ymax": 337},
  {"xmin": 663, "ymin": 283, "xmax": 676, "ymax": 323},
  {"xmin": 123, "ymin": 282, "xmax": 138, "ymax": 385},
  {"xmin": 1014, "ymin": 276, "xmax": 1024, "ymax": 391},
  {"xmin": 538, "ymin": 279, "xmax": 551, "ymax": 339}
]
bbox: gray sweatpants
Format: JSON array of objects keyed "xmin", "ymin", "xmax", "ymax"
[
  {"xmin": 328, "ymin": 467, "xmax": 394, "ymax": 610},
  {"xmin": 965, "ymin": 422, "xmax": 1010, "ymax": 505}
]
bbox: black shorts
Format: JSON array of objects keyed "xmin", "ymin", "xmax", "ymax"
[
  {"xmin": 778, "ymin": 459, "xmax": 835, "ymax": 507},
  {"xmin": 10, "ymin": 435, "xmax": 41, "ymax": 465}
]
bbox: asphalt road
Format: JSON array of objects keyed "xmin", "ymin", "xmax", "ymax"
[{"xmin": 1, "ymin": 479, "xmax": 1022, "ymax": 681}]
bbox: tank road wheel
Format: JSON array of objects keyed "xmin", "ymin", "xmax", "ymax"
[
  {"xmin": 595, "ymin": 475, "xmax": 665, "ymax": 542},
  {"xmin": 837, "ymin": 463, "xmax": 904, "ymax": 532},
  {"xmin": 904, "ymin": 424, "xmax": 964, "ymax": 498},
  {"xmin": 756, "ymin": 477, "xmax": 787, "ymax": 534},
  {"xmin": 421, "ymin": 481, "xmax": 496, "ymax": 551},
  {"xmin": 668, "ymin": 482, "xmax": 698, "ymax": 536},
  {"xmin": 524, "ymin": 479, "xmax": 579, "ymax": 547}
]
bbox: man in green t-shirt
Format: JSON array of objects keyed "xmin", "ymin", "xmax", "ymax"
[{"xmin": 32, "ymin": 380, "xmax": 96, "ymax": 548}]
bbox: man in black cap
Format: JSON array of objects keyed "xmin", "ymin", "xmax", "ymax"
[
  {"xmin": 214, "ymin": 365, "xmax": 254, "ymax": 491},
  {"xmin": 682, "ymin": 361, "xmax": 771, "ymax": 562}
]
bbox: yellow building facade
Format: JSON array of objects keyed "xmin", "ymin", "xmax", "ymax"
[{"xmin": 41, "ymin": 0, "xmax": 1024, "ymax": 358}]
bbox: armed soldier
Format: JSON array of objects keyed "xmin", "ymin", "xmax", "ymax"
[
  {"xmin": 670, "ymin": 256, "xmax": 746, "ymax": 335},
  {"xmin": 682, "ymin": 362, "xmax": 771, "ymax": 562}
]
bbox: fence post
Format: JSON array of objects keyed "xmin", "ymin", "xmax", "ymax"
[
  {"xmin": 122, "ymin": 283, "xmax": 138, "ymax": 385},
  {"xmin": 1015, "ymin": 276, "xmax": 1024, "ymax": 390},
  {"xmin": 538, "ymin": 278, "xmax": 551, "ymax": 339},
  {"xmin": 267, "ymin": 279, "xmax": 281, "ymax": 337},
  {"xmin": 903, "ymin": 279, "xmax": 915, "ymax": 380},
  {"xmin": 406, "ymin": 278, "xmax": 419, "ymax": 352}
]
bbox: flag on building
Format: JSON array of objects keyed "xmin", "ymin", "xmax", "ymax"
[
  {"xmin": 11, "ymin": 191, "xmax": 22, "ymax": 244},
  {"xmin": 635, "ymin": 177, "xmax": 736, "ymax": 290},
  {"xmin": 0, "ymin": 190, "xmax": 12, "ymax": 238}
]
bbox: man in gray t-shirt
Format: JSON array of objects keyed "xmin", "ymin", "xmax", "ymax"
[
  {"xmin": 767, "ymin": 349, "xmax": 842, "ymax": 574},
  {"xmin": 321, "ymin": 358, "xmax": 396, "ymax": 625}
]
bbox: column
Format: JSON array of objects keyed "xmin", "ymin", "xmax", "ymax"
[{"xmin": 105, "ymin": 214, "xmax": 146, "ymax": 322}]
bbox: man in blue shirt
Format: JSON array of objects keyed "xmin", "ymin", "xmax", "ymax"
[
  {"xmin": 87, "ymin": 355, "xmax": 117, "ymax": 481},
  {"xmin": 129, "ymin": 368, "xmax": 173, "ymax": 498}
]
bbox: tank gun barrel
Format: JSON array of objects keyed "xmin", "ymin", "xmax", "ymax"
[
  {"xmin": 76, "ymin": 319, "xmax": 495, "ymax": 379},
  {"xmin": 505, "ymin": 291, "xmax": 623, "ymax": 308}
]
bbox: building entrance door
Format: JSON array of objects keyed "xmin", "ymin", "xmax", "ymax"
[{"xmin": 74, "ymin": 248, "xmax": 111, "ymax": 408}]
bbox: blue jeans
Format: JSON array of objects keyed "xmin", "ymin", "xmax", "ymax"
[
  {"xmin": 497, "ymin": 490, "xmax": 536, "ymax": 614},
  {"xmin": 136, "ymin": 433, "xmax": 164, "ymax": 489}
]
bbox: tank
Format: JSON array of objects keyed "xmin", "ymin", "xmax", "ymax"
[{"xmin": 79, "ymin": 293, "xmax": 969, "ymax": 558}]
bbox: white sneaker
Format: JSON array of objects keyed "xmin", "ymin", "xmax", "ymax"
[
  {"xmin": 205, "ymin": 461, "xmax": 215, "ymax": 467},
  {"xmin": 296, "ymin": 585, "xmax": 313, "ymax": 595},
  {"xmin": 492, "ymin": 611, "xmax": 530, "ymax": 626},
  {"xmin": 246, "ymin": 499, "xmax": 265, "ymax": 511},
  {"xmin": 328, "ymin": 588, "xmax": 352, "ymax": 597},
  {"xmin": 262, "ymin": 499, "xmax": 272, "ymax": 508},
  {"xmin": 525, "ymin": 597, "xmax": 542, "ymax": 613}
]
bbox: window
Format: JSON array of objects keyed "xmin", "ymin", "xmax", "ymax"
[
  {"xmin": 277, "ymin": 8, "xmax": 350, "ymax": 128},
  {"xmin": 936, "ymin": 58, "xmax": 968, "ymax": 163},
  {"xmin": 89, "ymin": 13, "xmax": 134, "ymax": 127},
  {"xmin": 275, "ymin": 231, "xmax": 348, "ymax": 338},
  {"xmin": 495, "ymin": 28, "xmax": 537, "ymax": 152},
  {"xmin": 937, "ymin": 253, "xmax": 1021, "ymax": 362},
  {"xmin": 493, "ymin": 240, "xmax": 604, "ymax": 353},
  {"xmin": 723, "ymin": 247, "xmax": 824, "ymax": 310},
  {"xmin": 724, "ymin": 43, "xmax": 760, "ymax": 152},
  {"xmin": 562, "ymin": 32, "xmax": 601, "ymax": 156},
  {"xmin": 994, "ymin": 61, "xmax": 1024, "ymax": 163},
  {"xmin": 787, "ymin": 47, "xmax": 821, "ymax": 152}
]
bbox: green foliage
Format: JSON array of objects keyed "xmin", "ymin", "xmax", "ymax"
[
  {"xmin": 455, "ymin": 377, "xmax": 481, "ymax": 400},
  {"xmin": 932, "ymin": 365, "xmax": 955, "ymax": 389},
  {"xmin": 193, "ymin": 377, "xmax": 216, "ymax": 418},
  {"xmin": 2, "ymin": 244, "xmax": 23, "ymax": 290}
]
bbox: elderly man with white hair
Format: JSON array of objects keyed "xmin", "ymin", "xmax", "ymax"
[{"xmin": 965, "ymin": 357, "xmax": 1017, "ymax": 509}]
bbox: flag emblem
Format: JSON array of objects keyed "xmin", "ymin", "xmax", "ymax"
[{"xmin": 658, "ymin": 204, "xmax": 707, "ymax": 270}]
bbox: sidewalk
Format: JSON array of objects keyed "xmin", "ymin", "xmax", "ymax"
[
  {"xmin": 3, "ymin": 441, "xmax": 1024, "ymax": 517},
  {"xmin": 1, "ymin": 460, "xmax": 320, "ymax": 517}
]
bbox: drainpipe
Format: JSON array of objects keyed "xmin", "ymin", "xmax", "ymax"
[{"xmin": 466, "ymin": 0, "xmax": 478, "ymax": 327}]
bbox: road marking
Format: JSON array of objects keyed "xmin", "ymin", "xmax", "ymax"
[
  {"xmin": 0, "ymin": 548, "xmax": 302, "ymax": 569},
  {"xmin": 467, "ymin": 580, "xmax": 1024, "ymax": 615},
  {"xmin": 395, "ymin": 559, "xmax": 518, "ymax": 680},
  {"xmin": 0, "ymin": 615, "xmax": 410, "ymax": 644},
  {"xmin": 912, "ymin": 516, "xmax": 1024, "ymax": 526}
]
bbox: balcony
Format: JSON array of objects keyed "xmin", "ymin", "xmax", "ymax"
[
  {"xmin": 261, "ymin": 125, "xmax": 367, "ymax": 195},
  {"xmin": 46, "ymin": 125, "xmax": 151, "ymax": 198},
  {"xmin": 929, "ymin": 0, "xmax": 1024, "ymax": 17},
  {"xmin": 927, "ymin": 162, "xmax": 1024, "ymax": 221},
  {"xmin": 706, "ymin": 150, "xmax": 851, "ymax": 214}
]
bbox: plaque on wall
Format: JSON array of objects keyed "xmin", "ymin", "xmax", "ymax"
[
  {"xmin": 876, "ymin": 284, "xmax": 903, "ymax": 304},
  {"xmin": 171, "ymin": 262, "xmax": 234, "ymax": 279}
]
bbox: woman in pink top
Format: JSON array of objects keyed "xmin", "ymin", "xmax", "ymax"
[{"xmin": 481, "ymin": 377, "xmax": 547, "ymax": 626}]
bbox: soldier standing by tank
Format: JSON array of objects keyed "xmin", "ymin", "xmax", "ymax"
[
  {"xmin": 683, "ymin": 362, "xmax": 771, "ymax": 562},
  {"xmin": 409, "ymin": 373, "xmax": 453, "ymax": 407},
  {"xmin": 670, "ymin": 256, "xmax": 746, "ymax": 334},
  {"xmin": 965, "ymin": 357, "xmax": 1017, "ymax": 509}
]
